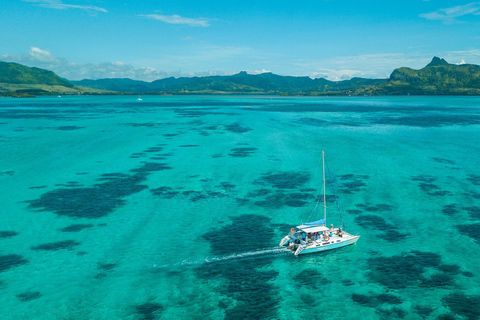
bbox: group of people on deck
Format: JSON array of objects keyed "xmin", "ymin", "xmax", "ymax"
[{"xmin": 305, "ymin": 224, "xmax": 343, "ymax": 242}]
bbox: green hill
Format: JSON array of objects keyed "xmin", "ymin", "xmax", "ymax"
[
  {"xmin": 0, "ymin": 61, "xmax": 113, "ymax": 96},
  {"xmin": 360, "ymin": 57, "xmax": 480, "ymax": 95},
  {"xmin": 0, "ymin": 61, "xmax": 73, "ymax": 87}
]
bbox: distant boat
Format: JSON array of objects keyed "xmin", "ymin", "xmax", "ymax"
[
  {"xmin": 137, "ymin": 95, "xmax": 142, "ymax": 101},
  {"xmin": 57, "ymin": 95, "xmax": 61, "ymax": 98},
  {"xmin": 279, "ymin": 151, "xmax": 360, "ymax": 255}
]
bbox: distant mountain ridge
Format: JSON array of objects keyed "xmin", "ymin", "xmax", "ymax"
[
  {"xmin": 2, "ymin": 57, "xmax": 480, "ymax": 96},
  {"xmin": 71, "ymin": 72, "xmax": 385, "ymax": 94}
]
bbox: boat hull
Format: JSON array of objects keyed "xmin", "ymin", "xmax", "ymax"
[{"xmin": 295, "ymin": 236, "xmax": 360, "ymax": 255}]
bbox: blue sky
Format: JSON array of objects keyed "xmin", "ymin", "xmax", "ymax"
[{"xmin": 1, "ymin": 0, "xmax": 480, "ymax": 81}]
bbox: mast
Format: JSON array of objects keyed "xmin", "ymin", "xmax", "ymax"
[{"xmin": 322, "ymin": 151, "xmax": 326, "ymax": 224}]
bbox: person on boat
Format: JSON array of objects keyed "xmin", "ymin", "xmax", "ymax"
[{"xmin": 337, "ymin": 228, "xmax": 343, "ymax": 237}]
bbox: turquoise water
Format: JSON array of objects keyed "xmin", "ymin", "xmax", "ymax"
[{"xmin": 1, "ymin": 95, "xmax": 480, "ymax": 319}]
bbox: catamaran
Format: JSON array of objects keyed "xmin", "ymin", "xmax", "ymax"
[{"xmin": 279, "ymin": 151, "xmax": 360, "ymax": 255}]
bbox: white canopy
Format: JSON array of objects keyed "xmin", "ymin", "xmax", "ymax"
[{"xmin": 297, "ymin": 225, "xmax": 329, "ymax": 233}]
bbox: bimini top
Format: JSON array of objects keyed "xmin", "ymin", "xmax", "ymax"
[{"xmin": 296, "ymin": 225, "xmax": 329, "ymax": 234}]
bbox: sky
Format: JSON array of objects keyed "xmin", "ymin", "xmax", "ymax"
[{"xmin": 1, "ymin": 0, "xmax": 480, "ymax": 81}]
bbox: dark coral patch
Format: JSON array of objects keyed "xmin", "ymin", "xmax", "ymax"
[
  {"xmin": 442, "ymin": 292, "xmax": 480, "ymax": 320},
  {"xmin": 31, "ymin": 240, "xmax": 80, "ymax": 251},
  {"xmin": 355, "ymin": 203, "xmax": 393, "ymax": 212},
  {"xmin": 246, "ymin": 189, "xmax": 271, "ymax": 198},
  {"xmin": 211, "ymin": 154, "xmax": 223, "ymax": 158},
  {"xmin": 284, "ymin": 192, "xmax": 316, "ymax": 207},
  {"xmin": 150, "ymin": 187, "xmax": 179, "ymax": 199},
  {"xmin": 29, "ymin": 185, "xmax": 47, "ymax": 189},
  {"xmin": 254, "ymin": 172, "xmax": 310, "ymax": 189},
  {"xmin": 352, "ymin": 293, "xmax": 402, "ymax": 308},
  {"xmin": 130, "ymin": 162, "xmax": 172, "ymax": 173},
  {"xmin": 464, "ymin": 206, "xmax": 480, "ymax": 219},
  {"xmin": 143, "ymin": 146, "xmax": 164, "ymax": 153},
  {"xmin": 56, "ymin": 126, "xmax": 84, "ymax": 130},
  {"xmin": 411, "ymin": 175, "xmax": 437, "ymax": 183},
  {"xmin": 442, "ymin": 204, "xmax": 459, "ymax": 215},
  {"xmin": 355, "ymin": 215, "xmax": 395, "ymax": 231},
  {"xmin": 347, "ymin": 209, "xmax": 362, "ymax": 215},
  {"xmin": 462, "ymin": 271, "xmax": 475, "ymax": 277},
  {"xmin": 98, "ymin": 263, "xmax": 116, "ymax": 271},
  {"xmin": 0, "ymin": 171, "xmax": 14, "ymax": 176},
  {"xmin": 355, "ymin": 214, "xmax": 408, "ymax": 242},
  {"xmin": 467, "ymin": 174, "xmax": 480, "ymax": 186},
  {"xmin": 253, "ymin": 193, "xmax": 286, "ymax": 209},
  {"xmin": 411, "ymin": 175, "xmax": 451, "ymax": 196},
  {"xmin": 16, "ymin": 291, "xmax": 42, "ymax": 302},
  {"xmin": 414, "ymin": 305, "xmax": 435, "ymax": 317},
  {"xmin": 438, "ymin": 264, "xmax": 461, "ymax": 275},
  {"xmin": 336, "ymin": 174, "xmax": 368, "ymax": 194},
  {"xmin": 197, "ymin": 214, "xmax": 279, "ymax": 319},
  {"xmin": 420, "ymin": 273, "xmax": 455, "ymax": 288},
  {"xmin": 0, "ymin": 231, "xmax": 19, "ymax": 238},
  {"xmin": 130, "ymin": 152, "xmax": 146, "ymax": 159},
  {"xmin": 367, "ymin": 251, "xmax": 443, "ymax": 289},
  {"xmin": 60, "ymin": 224, "xmax": 94, "ymax": 232},
  {"xmin": 216, "ymin": 182, "xmax": 236, "ymax": 191},
  {"xmin": 55, "ymin": 181, "xmax": 83, "ymax": 188},
  {"xmin": 457, "ymin": 223, "xmax": 480, "ymax": 243},
  {"xmin": 0, "ymin": 254, "xmax": 29, "ymax": 272},
  {"xmin": 229, "ymin": 147, "xmax": 257, "ymax": 158},
  {"xmin": 293, "ymin": 269, "xmax": 331, "ymax": 289},
  {"xmin": 26, "ymin": 162, "xmax": 167, "ymax": 218},
  {"xmin": 431, "ymin": 157, "xmax": 456, "ymax": 165},
  {"xmin": 223, "ymin": 122, "xmax": 252, "ymax": 133},
  {"xmin": 134, "ymin": 302, "xmax": 164, "ymax": 320},
  {"xmin": 378, "ymin": 230, "xmax": 409, "ymax": 242}
]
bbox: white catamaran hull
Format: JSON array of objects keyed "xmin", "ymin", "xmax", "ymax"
[
  {"xmin": 280, "ymin": 230, "xmax": 360, "ymax": 255},
  {"xmin": 295, "ymin": 235, "xmax": 359, "ymax": 255}
]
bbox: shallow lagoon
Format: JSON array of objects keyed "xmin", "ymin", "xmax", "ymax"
[{"xmin": 1, "ymin": 95, "xmax": 479, "ymax": 319}]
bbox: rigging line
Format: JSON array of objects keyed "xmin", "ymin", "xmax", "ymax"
[
  {"xmin": 326, "ymin": 157, "xmax": 345, "ymax": 229},
  {"xmin": 305, "ymin": 152, "xmax": 324, "ymax": 223}
]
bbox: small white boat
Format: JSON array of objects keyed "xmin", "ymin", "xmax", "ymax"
[
  {"xmin": 279, "ymin": 151, "xmax": 360, "ymax": 255},
  {"xmin": 137, "ymin": 95, "xmax": 142, "ymax": 101}
]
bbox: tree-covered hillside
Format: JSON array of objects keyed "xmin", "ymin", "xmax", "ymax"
[
  {"xmin": 0, "ymin": 61, "xmax": 73, "ymax": 87},
  {"xmin": 360, "ymin": 57, "xmax": 480, "ymax": 95}
]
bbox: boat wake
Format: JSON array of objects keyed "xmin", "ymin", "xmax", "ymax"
[{"xmin": 152, "ymin": 247, "xmax": 290, "ymax": 269}]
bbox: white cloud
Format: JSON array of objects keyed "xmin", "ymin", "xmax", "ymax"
[
  {"xmin": 139, "ymin": 14, "xmax": 209, "ymax": 27},
  {"xmin": 28, "ymin": 47, "xmax": 59, "ymax": 63},
  {"xmin": 420, "ymin": 2, "xmax": 480, "ymax": 24},
  {"xmin": 23, "ymin": 0, "xmax": 107, "ymax": 13}
]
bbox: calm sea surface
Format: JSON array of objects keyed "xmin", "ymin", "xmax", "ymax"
[{"xmin": 1, "ymin": 95, "xmax": 479, "ymax": 319}]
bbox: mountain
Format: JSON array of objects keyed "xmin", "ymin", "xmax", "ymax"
[
  {"xmin": 0, "ymin": 61, "xmax": 112, "ymax": 96},
  {"xmin": 360, "ymin": 57, "xmax": 480, "ymax": 95},
  {"xmin": 0, "ymin": 61, "xmax": 73, "ymax": 87},
  {"xmin": 3, "ymin": 57, "xmax": 480, "ymax": 96},
  {"xmin": 72, "ymin": 71, "xmax": 385, "ymax": 94}
]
